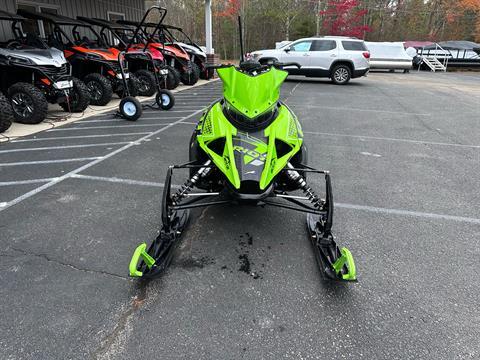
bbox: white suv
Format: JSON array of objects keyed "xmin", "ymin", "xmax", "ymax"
[{"xmin": 251, "ymin": 36, "xmax": 370, "ymax": 84}]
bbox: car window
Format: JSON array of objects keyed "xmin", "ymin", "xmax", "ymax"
[
  {"xmin": 342, "ymin": 41, "xmax": 367, "ymax": 51},
  {"xmin": 290, "ymin": 41, "xmax": 312, "ymax": 52},
  {"xmin": 311, "ymin": 40, "xmax": 337, "ymax": 51}
]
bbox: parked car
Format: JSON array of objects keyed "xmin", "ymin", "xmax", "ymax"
[{"xmin": 251, "ymin": 36, "xmax": 370, "ymax": 84}]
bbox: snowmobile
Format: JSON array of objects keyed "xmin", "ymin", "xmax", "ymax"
[
  {"xmin": 0, "ymin": 10, "xmax": 89, "ymax": 124},
  {"xmin": 128, "ymin": 22, "xmax": 356, "ymax": 282}
]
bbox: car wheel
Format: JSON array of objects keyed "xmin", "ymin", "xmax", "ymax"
[
  {"xmin": 331, "ymin": 65, "xmax": 351, "ymax": 85},
  {"xmin": 84, "ymin": 73, "xmax": 113, "ymax": 106},
  {"xmin": 8, "ymin": 83, "xmax": 48, "ymax": 124}
]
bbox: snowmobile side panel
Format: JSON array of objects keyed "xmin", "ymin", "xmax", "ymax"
[
  {"xmin": 197, "ymin": 103, "xmax": 241, "ymax": 188},
  {"xmin": 260, "ymin": 105, "xmax": 303, "ymax": 190}
]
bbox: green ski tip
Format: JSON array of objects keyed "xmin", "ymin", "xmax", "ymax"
[
  {"xmin": 129, "ymin": 243, "xmax": 156, "ymax": 277},
  {"xmin": 332, "ymin": 247, "xmax": 357, "ymax": 281}
]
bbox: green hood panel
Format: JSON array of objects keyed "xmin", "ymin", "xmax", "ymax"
[
  {"xmin": 217, "ymin": 66, "xmax": 288, "ymax": 118},
  {"xmin": 197, "ymin": 102, "xmax": 303, "ymax": 190}
]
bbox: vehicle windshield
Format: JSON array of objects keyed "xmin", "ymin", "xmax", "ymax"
[{"xmin": 218, "ymin": 66, "xmax": 288, "ymax": 119}]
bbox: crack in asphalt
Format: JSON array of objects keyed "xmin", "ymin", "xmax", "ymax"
[{"xmin": 5, "ymin": 247, "xmax": 128, "ymax": 280}]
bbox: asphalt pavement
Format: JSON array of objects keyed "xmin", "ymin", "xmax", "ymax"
[{"xmin": 0, "ymin": 72, "xmax": 479, "ymax": 359}]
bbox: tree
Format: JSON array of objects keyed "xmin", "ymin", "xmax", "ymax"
[{"xmin": 320, "ymin": 0, "xmax": 371, "ymax": 38}]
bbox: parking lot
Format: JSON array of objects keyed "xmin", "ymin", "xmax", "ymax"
[{"xmin": 1, "ymin": 72, "xmax": 479, "ymax": 359}]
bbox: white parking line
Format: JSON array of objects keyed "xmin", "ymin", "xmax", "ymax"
[
  {"xmin": 0, "ymin": 142, "xmax": 131, "ymax": 154},
  {"xmin": 0, "ymin": 157, "xmax": 101, "ymax": 167},
  {"xmin": 61, "ymin": 174, "xmax": 480, "ymax": 225},
  {"xmin": 78, "ymin": 117, "xmax": 181, "ymax": 124},
  {"xmin": 288, "ymin": 104, "xmax": 431, "ymax": 116},
  {"xmin": 0, "ymin": 108, "xmax": 205, "ymax": 212},
  {"xmin": 0, "ymin": 178, "xmax": 57, "ymax": 186},
  {"xmin": 47, "ymin": 123, "xmax": 171, "ymax": 132},
  {"xmin": 11, "ymin": 132, "xmax": 152, "ymax": 143},
  {"xmin": 304, "ymin": 131, "xmax": 480, "ymax": 149},
  {"xmin": 71, "ymin": 174, "xmax": 166, "ymax": 188},
  {"xmin": 336, "ymin": 203, "xmax": 480, "ymax": 225}
]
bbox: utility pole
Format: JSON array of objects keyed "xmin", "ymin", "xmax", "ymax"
[{"xmin": 205, "ymin": 0, "xmax": 213, "ymax": 54}]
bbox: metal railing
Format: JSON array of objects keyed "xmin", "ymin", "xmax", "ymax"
[{"xmin": 418, "ymin": 43, "xmax": 450, "ymax": 72}]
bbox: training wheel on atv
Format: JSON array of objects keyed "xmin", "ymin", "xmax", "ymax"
[
  {"xmin": 156, "ymin": 89, "xmax": 175, "ymax": 110},
  {"xmin": 119, "ymin": 96, "xmax": 142, "ymax": 121}
]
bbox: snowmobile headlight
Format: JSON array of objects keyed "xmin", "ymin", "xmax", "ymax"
[{"xmin": 7, "ymin": 55, "xmax": 34, "ymax": 65}]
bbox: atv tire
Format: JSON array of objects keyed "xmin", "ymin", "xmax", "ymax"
[
  {"xmin": 8, "ymin": 83, "xmax": 48, "ymax": 124},
  {"xmin": 0, "ymin": 92, "xmax": 13, "ymax": 133},
  {"xmin": 60, "ymin": 77, "xmax": 90, "ymax": 112},
  {"xmin": 135, "ymin": 70, "xmax": 157, "ymax": 97},
  {"xmin": 198, "ymin": 62, "xmax": 208, "ymax": 80},
  {"xmin": 180, "ymin": 64, "xmax": 199, "ymax": 86},
  {"xmin": 161, "ymin": 65, "xmax": 180, "ymax": 90},
  {"xmin": 331, "ymin": 64, "xmax": 351, "ymax": 85},
  {"xmin": 84, "ymin": 73, "xmax": 112, "ymax": 106},
  {"xmin": 115, "ymin": 74, "xmax": 141, "ymax": 98}
]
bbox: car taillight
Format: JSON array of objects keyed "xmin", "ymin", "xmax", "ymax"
[{"xmin": 363, "ymin": 52, "xmax": 370, "ymax": 59}]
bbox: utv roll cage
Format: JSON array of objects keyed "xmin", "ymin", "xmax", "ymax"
[
  {"xmin": 159, "ymin": 24, "xmax": 200, "ymax": 48},
  {"xmin": 76, "ymin": 17, "xmax": 134, "ymax": 50},
  {"xmin": 16, "ymin": 9, "xmax": 107, "ymax": 50}
]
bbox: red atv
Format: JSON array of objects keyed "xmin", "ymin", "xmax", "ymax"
[{"xmin": 18, "ymin": 9, "xmax": 139, "ymax": 106}]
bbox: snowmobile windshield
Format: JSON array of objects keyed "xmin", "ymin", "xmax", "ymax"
[{"xmin": 217, "ymin": 66, "xmax": 288, "ymax": 121}]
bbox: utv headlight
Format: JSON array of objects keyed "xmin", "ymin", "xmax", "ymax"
[{"xmin": 8, "ymin": 55, "xmax": 34, "ymax": 65}]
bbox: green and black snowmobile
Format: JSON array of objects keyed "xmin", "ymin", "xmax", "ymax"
[{"xmin": 129, "ymin": 57, "xmax": 357, "ymax": 282}]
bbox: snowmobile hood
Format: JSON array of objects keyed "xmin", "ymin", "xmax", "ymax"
[
  {"xmin": 0, "ymin": 47, "xmax": 67, "ymax": 66},
  {"xmin": 217, "ymin": 66, "xmax": 288, "ymax": 119},
  {"xmin": 176, "ymin": 42, "xmax": 206, "ymax": 58}
]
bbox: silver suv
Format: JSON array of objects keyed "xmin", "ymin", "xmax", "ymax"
[{"xmin": 251, "ymin": 36, "xmax": 370, "ymax": 84}]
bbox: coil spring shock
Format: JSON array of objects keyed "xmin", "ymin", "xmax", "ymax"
[
  {"xmin": 287, "ymin": 163, "xmax": 323, "ymax": 209},
  {"xmin": 171, "ymin": 161, "xmax": 212, "ymax": 204}
]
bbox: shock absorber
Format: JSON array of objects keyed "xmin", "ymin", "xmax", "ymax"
[
  {"xmin": 171, "ymin": 160, "xmax": 212, "ymax": 204},
  {"xmin": 286, "ymin": 163, "xmax": 323, "ymax": 209}
]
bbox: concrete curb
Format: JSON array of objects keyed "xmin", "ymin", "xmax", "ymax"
[{"xmin": 1, "ymin": 78, "xmax": 219, "ymax": 142}]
